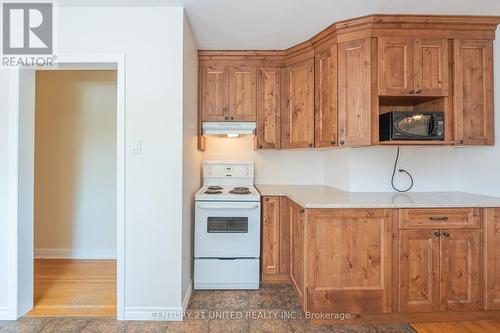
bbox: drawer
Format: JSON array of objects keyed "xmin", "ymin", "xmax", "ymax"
[{"xmin": 399, "ymin": 208, "xmax": 481, "ymax": 229}]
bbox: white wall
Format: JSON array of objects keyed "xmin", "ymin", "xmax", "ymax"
[
  {"xmin": 181, "ymin": 14, "xmax": 200, "ymax": 307},
  {"xmin": 34, "ymin": 71, "xmax": 117, "ymax": 259},
  {"xmin": 457, "ymin": 36, "xmax": 500, "ymax": 197},
  {"xmin": 55, "ymin": 5, "xmax": 185, "ymax": 317},
  {"xmin": 0, "ymin": 70, "xmax": 11, "ymax": 317},
  {"xmin": 203, "ymin": 136, "xmax": 325, "ymax": 185},
  {"xmin": 325, "ymin": 147, "xmax": 459, "ymax": 192},
  {"xmin": 1, "ymin": 5, "xmax": 187, "ymax": 319}
]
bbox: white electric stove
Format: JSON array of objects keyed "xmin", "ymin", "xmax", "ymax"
[{"xmin": 194, "ymin": 161, "xmax": 261, "ymax": 290}]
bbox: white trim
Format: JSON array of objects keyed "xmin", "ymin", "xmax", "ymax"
[
  {"xmin": 0, "ymin": 307, "xmax": 9, "ymax": 320},
  {"xmin": 124, "ymin": 307, "xmax": 184, "ymax": 321},
  {"xmin": 182, "ymin": 279, "xmax": 193, "ymax": 312},
  {"xmin": 34, "ymin": 249, "xmax": 117, "ymax": 259},
  {"xmin": 7, "ymin": 69, "xmax": 20, "ymax": 320},
  {"xmin": 7, "ymin": 53, "xmax": 126, "ymax": 320}
]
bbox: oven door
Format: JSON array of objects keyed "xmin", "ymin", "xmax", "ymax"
[{"xmin": 195, "ymin": 201, "xmax": 261, "ymax": 258}]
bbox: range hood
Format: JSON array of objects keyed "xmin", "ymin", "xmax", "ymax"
[{"xmin": 202, "ymin": 122, "xmax": 256, "ymax": 136}]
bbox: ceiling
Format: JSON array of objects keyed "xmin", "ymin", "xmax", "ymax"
[{"xmin": 62, "ymin": 0, "xmax": 500, "ymax": 49}]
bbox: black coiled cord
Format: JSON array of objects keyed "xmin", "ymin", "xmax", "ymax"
[{"xmin": 391, "ymin": 146, "xmax": 414, "ymax": 193}]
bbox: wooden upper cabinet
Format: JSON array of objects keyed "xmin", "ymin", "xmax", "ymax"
[
  {"xmin": 200, "ymin": 65, "xmax": 229, "ymax": 121},
  {"xmin": 440, "ymin": 229, "xmax": 481, "ymax": 311},
  {"xmin": 282, "ymin": 59, "xmax": 315, "ymax": 149},
  {"xmin": 257, "ymin": 67, "xmax": 281, "ymax": 149},
  {"xmin": 378, "ymin": 37, "xmax": 448, "ymax": 96},
  {"xmin": 414, "ymin": 38, "xmax": 449, "ymax": 96},
  {"xmin": 378, "ymin": 37, "xmax": 414, "ymax": 95},
  {"xmin": 399, "ymin": 230, "xmax": 440, "ymax": 313},
  {"xmin": 337, "ymin": 38, "xmax": 372, "ymax": 147},
  {"xmin": 229, "ymin": 65, "xmax": 257, "ymax": 121},
  {"xmin": 315, "ymin": 45, "xmax": 338, "ymax": 147},
  {"xmin": 453, "ymin": 39, "xmax": 494, "ymax": 145},
  {"xmin": 289, "ymin": 201, "xmax": 305, "ymax": 302},
  {"xmin": 307, "ymin": 209, "xmax": 393, "ymax": 313},
  {"xmin": 262, "ymin": 197, "xmax": 280, "ymax": 276}
]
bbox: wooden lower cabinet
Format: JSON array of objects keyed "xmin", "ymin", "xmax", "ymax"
[
  {"xmin": 306, "ymin": 209, "xmax": 394, "ymax": 313},
  {"xmin": 261, "ymin": 197, "xmax": 290, "ymax": 283},
  {"xmin": 289, "ymin": 200, "xmax": 305, "ymax": 304},
  {"xmin": 485, "ymin": 208, "xmax": 500, "ymax": 310}
]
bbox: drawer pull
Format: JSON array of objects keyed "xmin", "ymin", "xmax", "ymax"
[
  {"xmin": 434, "ymin": 231, "xmax": 441, "ymax": 237},
  {"xmin": 443, "ymin": 231, "xmax": 450, "ymax": 238},
  {"xmin": 429, "ymin": 216, "xmax": 449, "ymax": 221}
]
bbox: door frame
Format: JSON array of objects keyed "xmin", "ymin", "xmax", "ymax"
[{"xmin": 7, "ymin": 54, "xmax": 126, "ymax": 320}]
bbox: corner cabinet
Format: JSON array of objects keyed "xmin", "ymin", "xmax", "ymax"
[
  {"xmin": 307, "ymin": 209, "xmax": 394, "ymax": 313},
  {"xmin": 337, "ymin": 38, "xmax": 373, "ymax": 147},
  {"xmin": 282, "ymin": 59, "xmax": 315, "ymax": 149},
  {"xmin": 256, "ymin": 67, "xmax": 281, "ymax": 149},
  {"xmin": 200, "ymin": 64, "xmax": 256, "ymax": 122},
  {"xmin": 453, "ymin": 40, "xmax": 494, "ymax": 145}
]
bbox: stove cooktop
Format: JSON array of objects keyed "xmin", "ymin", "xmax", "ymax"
[{"xmin": 196, "ymin": 185, "xmax": 260, "ymax": 202}]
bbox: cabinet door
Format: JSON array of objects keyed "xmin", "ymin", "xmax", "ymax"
[
  {"xmin": 229, "ymin": 65, "xmax": 257, "ymax": 121},
  {"xmin": 282, "ymin": 59, "xmax": 315, "ymax": 149},
  {"xmin": 338, "ymin": 38, "xmax": 372, "ymax": 146},
  {"xmin": 485, "ymin": 208, "xmax": 500, "ymax": 310},
  {"xmin": 262, "ymin": 197, "xmax": 280, "ymax": 275},
  {"xmin": 453, "ymin": 40, "xmax": 494, "ymax": 145},
  {"xmin": 307, "ymin": 209, "xmax": 393, "ymax": 313},
  {"xmin": 200, "ymin": 65, "xmax": 229, "ymax": 121},
  {"xmin": 315, "ymin": 46, "xmax": 338, "ymax": 147},
  {"xmin": 257, "ymin": 67, "xmax": 281, "ymax": 149},
  {"xmin": 378, "ymin": 37, "xmax": 414, "ymax": 95},
  {"xmin": 440, "ymin": 229, "xmax": 481, "ymax": 311},
  {"xmin": 279, "ymin": 197, "xmax": 290, "ymax": 276},
  {"xmin": 399, "ymin": 230, "xmax": 440, "ymax": 312},
  {"xmin": 290, "ymin": 201, "xmax": 305, "ymax": 302},
  {"xmin": 414, "ymin": 38, "xmax": 449, "ymax": 96}
]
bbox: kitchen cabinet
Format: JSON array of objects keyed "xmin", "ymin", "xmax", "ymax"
[
  {"xmin": 399, "ymin": 209, "xmax": 481, "ymax": 312},
  {"xmin": 314, "ymin": 45, "xmax": 338, "ymax": 147},
  {"xmin": 485, "ymin": 208, "xmax": 500, "ymax": 310},
  {"xmin": 453, "ymin": 39, "xmax": 494, "ymax": 145},
  {"xmin": 200, "ymin": 65, "xmax": 229, "ymax": 121},
  {"xmin": 378, "ymin": 37, "xmax": 448, "ymax": 96},
  {"xmin": 399, "ymin": 230, "xmax": 440, "ymax": 312},
  {"xmin": 282, "ymin": 58, "xmax": 315, "ymax": 149},
  {"xmin": 307, "ymin": 209, "xmax": 394, "ymax": 313},
  {"xmin": 200, "ymin": 64, "xmax": 256, "ymax": 122},
  {"xmin": 289, "ymin": 200, "xmax": 305, "ymax": 303},
  {"xmin": 337, "ymin": 38, "xmax": 372, "ymax": 147},
  {"xmin": 229, "ymin": 65, "xmax": 257, "ymax": 121},
  {"xmin": 256, "ymin": 67, "xmax": 281, "ymax": 149},
  {"xmin": 261, "ymin": 196, "xmax": 290, "ymax": 282}
]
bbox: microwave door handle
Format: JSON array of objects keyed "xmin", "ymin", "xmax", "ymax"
[{"xmin": 428, "ymin": 115, "xmax": 436, "ymax": 136}]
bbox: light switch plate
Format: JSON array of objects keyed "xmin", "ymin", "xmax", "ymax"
[{"xmin": 131, "ymin": 138, "xmax": 142, "ymax": 154}]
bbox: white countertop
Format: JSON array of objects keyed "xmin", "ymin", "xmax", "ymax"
[{"xmin": 256, "ymin": 184, "xmax": 500, "ymax": 208}]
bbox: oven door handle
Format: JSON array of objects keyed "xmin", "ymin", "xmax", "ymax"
[{"xmin": 197, "ymin": 203, "xmax": 259, "ymax": 210}]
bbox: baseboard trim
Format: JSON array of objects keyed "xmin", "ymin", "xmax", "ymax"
[
  {"xmin": 182, "ymin": 279, "xmax": 193, "ymax": 312},
  {"xmin": 35, "ymin": 249, "xmax": 117, "ymax": 259},
  {"xmin": 124, "ymin": 307, "xmax": 184, "ymax": 321},
  {"xmin": 0, "ymin": 307, "xmax": 9, "ymax": 320}
]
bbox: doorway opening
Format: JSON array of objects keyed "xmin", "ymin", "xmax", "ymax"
[{"xmin": 27, "ymin": 70, "xmax": 118, "ymax": 317}]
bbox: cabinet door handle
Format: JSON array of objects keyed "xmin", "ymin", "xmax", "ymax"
[
  {"xmin": 224, "ymin": 116, "xmax": 229, "ymax": 120},
  {"xmin": 340, "ymin": 140, "xmax": 345, "ymax": 145},
  {"xmin": 442, "ymin": 231, "xmax": 450, "ymax": 238},
  {"xmin": 409, "ymin": 90, "xmax": 415, "ymax": 94},
  {"xmin": 308, "ymin": 143, "xmax": 313, "ymax": 148},
  {"xmin": 331, "ymin": 140, "xmax": 336, "ymax": 145},
  {"xmin": 429, "ymin": 216, "xmax": 449, "ymax": 221},
  {"xmin": 416, "ymin": 89, "xmax": 422, "ymax": 94},
  {"xmin": 434, "ymin": 231, "xmax": 441, "ymax": 237},
  {"xmin": 230, "ymin": 116, "xmax": 234, "ymax": 120}
]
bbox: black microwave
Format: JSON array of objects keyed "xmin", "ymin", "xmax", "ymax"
[{"xmin": 379, "ymin": 111, "xmax": 444, "ymax": 141}]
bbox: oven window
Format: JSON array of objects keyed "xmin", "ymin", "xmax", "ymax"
[{"xmin": 207, "ymin": 217, "xmax": 248, "ymax": 233}]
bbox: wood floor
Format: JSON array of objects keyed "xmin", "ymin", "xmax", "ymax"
[
  {"xmin": 26, "ymin": 259, "xmax": 116, "ymax": 317},
  {"xmin": 412, "ymin": 321, "xmax": 500, "ymax": 333}
]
